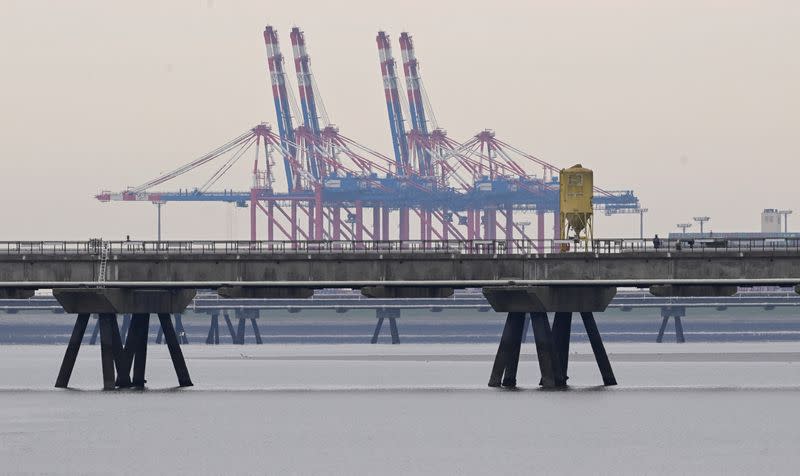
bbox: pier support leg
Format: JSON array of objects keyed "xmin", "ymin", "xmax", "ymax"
[
  {"xmin": 551, "ymin": 312, "xmax": 572, "ymax": 386},
  {"xmin": 55, "ymin": 313, "xmax": 90, "ymax": 388},
  {"xmin": 157, "ymin": 313, "xmax": 193, "ymax": 387},
  {"xmin": 530, "ymin": 312, "xmax": 565, "ymax": 388},
  {"xmin": 98, "ymin": 313, "xmax": 118, "ymax": 391},
  {"xmin": 129, "ymin": 313, "xmax": 150, "ymax": 388},
  {"xmin": 371, "ymin": 317, "xmax": 384, "ymax": 344},
  {"xmin": 581, "ymin": 312, "xmax": 616, "ymax": 386},
  {"xmin": 206, "ymin": 313, "xmax": 218, "ymax": 345},
  {"xmin": 371, "ymin": 309, "xmax": 401, "ymax": 344},
  {"xmin": 223, "ymin": 312, "xmax": 237, "ymax": 343},
  {"xmin": 488, "ymin": 312, "xmax": 525, "ymax": 388},
  {"xmin": 389, "ymin": 317, "xmax": 400, "ymax": 345},
  {"xmin": 89, "ymin": 316, "xmax": 99, "ymax": 345},
  {"xmin": 250, "ymin": 318, "xmax": 263, "ymax": 344},
  {"xmin": 236, "ymin": 316, "xmax": 247, "ymax": 345},
  {"xmin": 674, "ymin": 315, "xmax": 686, "ymax": 343},
  {"xmin": 656, "ymin": 315, "xmax": 669, "ymax": 343}
]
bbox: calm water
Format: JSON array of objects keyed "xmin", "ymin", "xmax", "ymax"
[
  {"xmin": 4, "ymin": 307, "xmax": 800, "ymax": 344},
  {"xmin": 1, "ymin": 343, "xmax": 800, "ymax": 475}
]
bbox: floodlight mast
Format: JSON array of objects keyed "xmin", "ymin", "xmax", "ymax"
[
  {"xmin": 677, "ymin": 223, "xmax": 692, "ymax": 234},
  {"xmin": 693, "ymin": 216, "xmax": 710, "ymax": 235},
  {"xmin": 779, "ymin": 210, "xmax": 793, "ymax": 233}
]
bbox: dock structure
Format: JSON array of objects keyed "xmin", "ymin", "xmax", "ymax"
[{"xmin": 1, "ymin": 238, "xmax": 799, "ymax": 390}]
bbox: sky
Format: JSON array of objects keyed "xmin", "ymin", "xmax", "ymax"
[{"xmin": 1, "ymin": 0, "xmax": 798, "ymax": 240}]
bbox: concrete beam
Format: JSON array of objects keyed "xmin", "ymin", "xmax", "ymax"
[
  {"xmin": 650, "ymin": 285, "xmax": 737, "ymax": 297},
  {"xmin": 361, "ymin": 286, "xmax": 454, "ymax": 299},
  {"xmin": 0, "ymin": 289, "xmax": 34, "ymax": 299},
  {"xmin": 53, "ymin": 288, "xmax": 196, "ymax": 314},
  {"xmin": 482, "ymin": 286, "xmax": 616, "ymax": 313},
  {"xmin": 217, "ymin": 286, "xmax": 313, "ymax": 299}
]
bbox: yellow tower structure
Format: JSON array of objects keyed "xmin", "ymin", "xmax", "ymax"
[{"xmin": 559, "ymin": 164, "xmax": 593, "ymax": 249}]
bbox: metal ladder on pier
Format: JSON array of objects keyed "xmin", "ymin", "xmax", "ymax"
[{"xmin": 97, "ymin": 241, "xmax": 110, "ymax": 285}]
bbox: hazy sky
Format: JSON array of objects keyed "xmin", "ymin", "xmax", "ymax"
[{"xmin": 1, "ymin": 0, "xmax": 798, "ymax": 240}]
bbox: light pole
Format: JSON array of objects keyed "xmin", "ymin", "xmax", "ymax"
[
  {"xmin": 154, "ymin": 201, "xmax": 165, "ymax": 242},
  {"xmin": 677, "ymin": 223, "xmax": 692, "ymax": 234},
  {"xmin": 779, "ymin": 210, "xmax": 793, "ymax": 233},
  {"xmin": 637, "ymin": 208, "xmax": 649, "ymax": 240},
  {"xmin": 693, "ymin": 216, "xmax": 710, "ymax": 235}
]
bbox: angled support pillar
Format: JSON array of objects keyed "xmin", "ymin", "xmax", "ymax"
[
  {"xmin": 674, "ymin": 315, "xmax": 686, "ymax": 343},
  {"xmin": 53, "ymin": 288, "xmax": 195, "ymax": 390},
  {"xmin": 656, "ymin": 315, "xmax": 669, "ymax": 343},
  {"xmin": 389, "ymin": 316, "xmax": 400, "ymax": 344},
  {"xmin": 236, "ymin": 313, "xmax": 247, "ymax": 345},
  {"xmin": 551, "ymin": 312, "xmax": 572, "ymax": 386},
  {"xmin": 109, "ymin": 314, "xmax": 132, "ymax": 389},
  {"xmin": 483, "ymin": 285, "xmax": 616, "ymax": 388},
  {"xmin": 129, "ymin": 313, "xmax": 151, "ymax": 388},
  {"xmin": 206, "ymin": 313, "xmax": 219, "ymax": 345},
  {"xmin": 55, "ymin": 313, "xmax": 90, "ymax": 388},
  {"xmin": 488, "ymin": 312, "xmax": 525, "ymax": 388},
  {"xmin": 371, "ymin": 309, "xmax": 401, "ymax": 344},
  {"xmin": 370, "ymin": 316, "xmax": 384, "ymax": 344},
  {"xmin": 530, "ymin": 312, "xmax": 565, "ymax": 388},
  {"xmin": 158, "ymin": 313, "xmax": 193, "ymax": 387},
  {"xmin": 155, "ymin": 326, "xmax": 163, "ymax": 344},
  {"xmin": 97, "ymin": 313, "xmax": 119, "ymax": 391},
  {"xmin": 223, "ymin": 311, "xmax": 237, "ymax": 343},
  {"xmin": 581, "ymin": 312, "xmax": 617, "ymax": 386},
  {"xmin": 250, "ymin": 318, "xmax": 263, "ymax": 344}
]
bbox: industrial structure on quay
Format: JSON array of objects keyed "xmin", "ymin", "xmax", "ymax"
[{"xmin": 96, "ymin": 26, "xmax": 641, "ymax": 246}]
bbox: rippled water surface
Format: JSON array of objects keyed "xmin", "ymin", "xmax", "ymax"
[{"xmin": 1, "ymin": 343, "xmax": 800, "ymax": 475}]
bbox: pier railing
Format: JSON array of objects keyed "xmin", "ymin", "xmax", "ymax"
[{"xmin": 1, "ymin": 237, "xmax": 800, "ymax": 255}]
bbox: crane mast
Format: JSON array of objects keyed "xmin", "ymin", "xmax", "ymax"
[
  {"xmin": 263, "ymin": 26, "xmax": 298, "ymax": 190},
  {"xmin": 376, "ymin": 31, "xmax": 410, "ymax": 176}
]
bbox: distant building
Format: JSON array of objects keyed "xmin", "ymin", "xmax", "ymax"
[{"xmin": 762, "ymin": 209, "xmax": 782, "ymax": 233}]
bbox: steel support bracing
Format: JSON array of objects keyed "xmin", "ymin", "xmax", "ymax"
[
  {"xmin": 674, "ymin": 316, "xmax": 686, "ymax": 343},
  {"xmin": 250, "ymin": 318, "xmax": 263, "ymax": 344},
  {"xmin": 157, "ymin": 313, "xmax": 193, "ymax": 387},
  {"xmin": 370, "ymin": 317, "xmax": 384, "ymax": 344},
  {"xmin": 223, "ymin": 311, "xmax": 237, "ymax": 342},
  {"xmin": 656, "ymin": 316, "xmax": 669, "ymax": 343},
  {"xmin": 488, "ymin": 312, "xmax": 525, "ymax": 388},
  {"xmin": 530, "ymin": 312, "xmax": 565, "ymax": 388},
  {"xmin": 581, "ymin": 312, "xmax": 617, "ymax": 386},
  {"xmin": 551, "ymin": 312, "xmax": 572, "ymax": 385},
  {"xmin": 56, "ymin": 309, "xmax": 191, "ymax": 390},
  {"xmin": 657, "ymin": 308, "xmax": 687, "ymax": 343},
  {"xmin": 206, "ymin": 312, "xmax": 220, "ymax": 345},
  {"xmin": 236, "ymin": 315, "xmax": 246, "ymax": 345},
  {"xmin": 370, "ymin": 309, "xmax": 400, "ymax": 344},
  {"xmin": 55, "ymin": 313, "xmax": 90, "ymax": 388}
]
